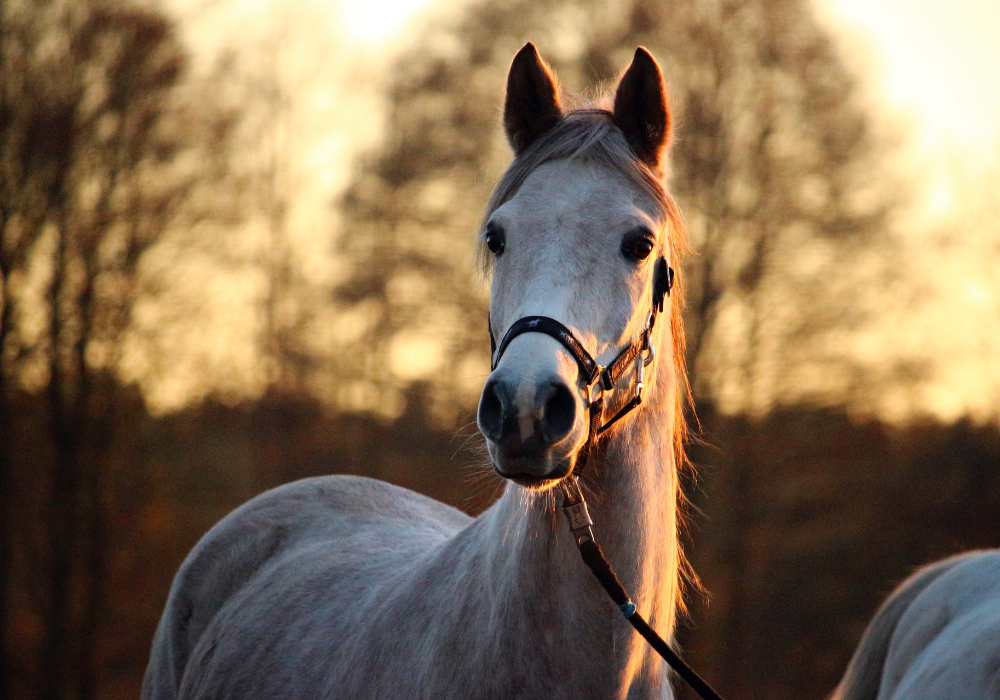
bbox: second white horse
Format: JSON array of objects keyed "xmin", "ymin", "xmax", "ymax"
[{"xmin": 833, "ymin": 549, "xmax": 1000, "ymax": 700}]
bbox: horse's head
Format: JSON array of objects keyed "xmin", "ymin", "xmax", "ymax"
[{"xmin": 478, "ymin": 44, "xmax": 683, "ymax": 488}]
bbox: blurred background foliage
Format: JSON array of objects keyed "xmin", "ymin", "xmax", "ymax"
[{"xmin": 0, "ymin": 0, "xmax": 998, "ymax": 698}]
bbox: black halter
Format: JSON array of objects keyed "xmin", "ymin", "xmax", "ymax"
[
  {"xmin": 485, "ymin": 257, "xmax": 724, "ymax": 700},
  {"xmin": 488, "ymin": 257, "xmax": 674, "ymax": 465}
]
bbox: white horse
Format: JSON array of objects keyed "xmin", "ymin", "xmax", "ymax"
[
  {"xmin": 832, "ymin": 549, "xmax": 1000, "ymax": 700},
  {"xmin": 143, "ymin": 43, "xmax": 693, "ymax": 700}
]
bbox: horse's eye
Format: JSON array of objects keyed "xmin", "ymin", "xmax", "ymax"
[
  {"xmin": 485, "ymin": 223, "xmax": 506, "ymax": 257},
  {"xmin": 621, "ymin": 231, "xmax": 654, "ymax": 263}
]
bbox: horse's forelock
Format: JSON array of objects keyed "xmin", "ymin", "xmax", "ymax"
[{"xmin": 479, "ymin": 110, "xmax": 683, "ymax": 267}]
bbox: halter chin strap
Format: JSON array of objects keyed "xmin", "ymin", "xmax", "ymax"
[{"xmin": 487, "ymin": 256, "xmax": 674, "ymax": 469}]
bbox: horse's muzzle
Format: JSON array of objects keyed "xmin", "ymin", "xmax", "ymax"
[{"xmin": 478, "ymin": 375, "xmax": 582, "ymax": 484}]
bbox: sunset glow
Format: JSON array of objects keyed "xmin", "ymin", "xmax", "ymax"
[
  {"xmin": 337, "ymin": 0, "xmax": 1000, "ymax": 157},
  {"xmin": 339, "ymin": 0, "xmax": 436, "ymax": 43},
  {"xmin": 819, "ymin": 0, "xmax": 1000, "ymax": 157}
]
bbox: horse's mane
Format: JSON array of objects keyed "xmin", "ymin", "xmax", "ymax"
[{"xmin": 479, "ymin": 108, "xmax": 694, "ymax": 486}]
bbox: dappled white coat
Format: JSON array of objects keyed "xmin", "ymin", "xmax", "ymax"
[
  {"xmin": 832, "ymin": 550, "xmax": 1000, "ymax": 700},
  {"xmin": 142, "ymin": 446, "xmax": 678, "ymax": 700},
  {"xmin": 141, "ymin": 209, "xmax": 681, "ymax": 697},
  {"xmin": 141, "ymin": 126, "xmax": 683, "ymax": 700}
]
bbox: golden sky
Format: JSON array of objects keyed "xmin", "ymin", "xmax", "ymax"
[
  {"xmin": 150, "ymin": 0, "xmax": 999, "ymax": 422},
  {"xmin": 334, "ymin": 0, "xmax": 1000, "ymax": 155},
  {"xmin": 819, "ymin": 0, "xmax": 1000, "ymax": 157}
]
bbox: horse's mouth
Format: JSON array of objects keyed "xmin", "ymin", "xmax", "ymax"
[{"xmin": 492, "ymin": 458, "xmax": 573, "ymax": 489}]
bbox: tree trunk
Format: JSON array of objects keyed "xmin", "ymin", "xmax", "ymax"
[
  {"xmin": 40, "ymin": 216, "xmax": 78, "ymax": 700},
  {"xmin": 0, "ymin": 246, "xmax": 13, "ymax": 700},
  {"xmin": 0, "ymin": 0, "xmax": 14, "ymax": 690},
  {"xmin": 76, "ymin": 256, "xmax": 103, "ymax": 700}
]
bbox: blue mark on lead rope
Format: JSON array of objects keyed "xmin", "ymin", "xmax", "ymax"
[{"xmin": 619, "ymin": 600, "xmax": 636, "ymax": 618}]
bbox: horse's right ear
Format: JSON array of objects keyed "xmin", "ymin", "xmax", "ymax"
[
  {"xmin": 612, "ymin": 47, "xmax": 671, "ymax": 171},
  {"xmin": 504, "ymin": 43, "xmax": 563, "ymax": 156}
]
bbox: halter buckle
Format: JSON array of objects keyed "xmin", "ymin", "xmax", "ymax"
[
  {"xmin": 634, "ymin": 356, "xmax": 645, "ymax": 402},
  {"xmin": 640, "ymin": 314, "xmax": 656, "ymax": 369},
  {"xmin": 559, "ymin": 477, "xmax": 595, "ymax": 544}
]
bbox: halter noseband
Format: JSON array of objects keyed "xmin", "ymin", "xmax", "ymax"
[{"xmin": 487, "ymin": 257, "xmax": 674, "ymax": 467}]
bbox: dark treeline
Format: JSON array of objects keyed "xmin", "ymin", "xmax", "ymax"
[
  {"xmin": 679, "ymin": 407, "xmax": 1000, "ymax": 700},
  {"xmin": 4, "ymin": 385, "xmax": 1000, "ymax": 699},
  {"xmin": 0, "ymin": 0, "xmax": 241, "ymax": 698},
  {"xmin": 1, "ymin": 383, "xmax": 491, "ymax": 699}
]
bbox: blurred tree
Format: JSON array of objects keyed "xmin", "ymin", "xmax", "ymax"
[
  {"xmin": 241, "ymin": 20, "xmax": 337, "ymax": 396},
  {"xmin": 118, "ymin": 5, "xmax": 352, "ymax": 412},
  {"xmin": 0, "ymin": 0, "xmax": 240, "ymax": 697},
  {"xmin": 333, "ymin": 0, "xmax": 899, "ymax": 425},
  {"xmin": 616, "ymin": 0, "xmax": 901, "ymax": 412}
]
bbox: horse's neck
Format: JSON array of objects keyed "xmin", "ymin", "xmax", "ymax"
[{"xmin": 465, "ymin": 398, "xmax": 679, "ymax": 694}]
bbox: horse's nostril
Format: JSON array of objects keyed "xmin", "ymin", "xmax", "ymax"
[
  {"xmin": 541, "ymin": 382, "xmax": 575, "ymax": 443},
  {"xmin": 477, "ymin": 379, "xmax": 504, "ymax": 441},
  {"xmin": 479, "ymin": 377, "xmax": 576, "ymax": 448}
]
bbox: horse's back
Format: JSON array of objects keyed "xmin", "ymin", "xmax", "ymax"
[
  {"xmin": 835, "ymin": 549, "xmax": 1000, "ymax": 700},
  {"xmin": 142, "ymin": 475, "xmax": 471, "ymax": 700}
]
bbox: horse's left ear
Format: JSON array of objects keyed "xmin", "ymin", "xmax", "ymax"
[
  {"xmin": 612, "ymin": 47, "xmax": 671, "ymax": 171},
  {"xmin": 504, "ymin": 43, "xmax": 563, "ymax": 156}
]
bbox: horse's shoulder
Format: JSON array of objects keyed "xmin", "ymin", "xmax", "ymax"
[
  {"xmin": 143, "ymin": 476, "xmax": 471, "ymax": 700},
  {"xmin": 169, "ymin": 474, "xmax": 470, "ymax": 623},
  {"xmin": 174, "ymin": 475, "xmax": 467, "ymax": 589}
]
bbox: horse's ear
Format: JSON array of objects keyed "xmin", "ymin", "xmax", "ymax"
[
  {"xmin": 504, "ymin": 43, "xmax": 563, "ymax": 156},
  {"xmin": 612, "ymin": 47, "xmax": 671, "ymax": 171}
]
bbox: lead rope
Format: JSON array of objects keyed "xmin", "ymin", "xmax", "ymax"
[
  {"xmin": 487, "ymin": 258, "xmax": 719, "ymax": 696},
  {"xmin": 559, "ymin": 477, "xmax": 725, "ymax": 700}
]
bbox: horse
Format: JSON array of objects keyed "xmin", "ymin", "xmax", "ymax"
[
  {"xmin": 142, "ymin": 42, "xmax": 693, "ymax": 700},
  {"xmin": 832, "ymin": 549, "xmax": 1000, "ymax": 700}
]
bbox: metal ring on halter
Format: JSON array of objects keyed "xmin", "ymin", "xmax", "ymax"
[
  {"xmin": 587, "ymin": 373, "xmax": 606, "ymax": 406},
  {"xmin": 634, "ymin": 356, "xmax": 645, "ymax": 396},
  {"xmin": 642, "ymin": 341, "xmax": 655, "ymax": 367},
  {"xmin": 640, "ymin": 313, "xmax": 656, "ymax": 367}
]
